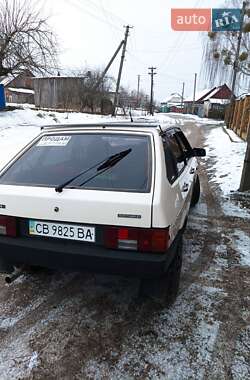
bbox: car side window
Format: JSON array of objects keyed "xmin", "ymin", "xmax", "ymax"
[
  {"xmin": 175, "ymin": 131, "xmax": 193, "ymax": 161},
  {"xmin": 162, "ymin": 138, "xmax": 178, "ymax": 184},
  {"xmin": 167, "ymin": 134, "xmax": 186, "ymax": 174}
]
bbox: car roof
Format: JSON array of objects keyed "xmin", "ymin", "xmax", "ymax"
[{"xmin": 40, "ymin": 120, "xmax": 180, "ymax": 135}]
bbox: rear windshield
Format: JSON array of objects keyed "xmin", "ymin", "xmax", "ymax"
[{"xmin": 0, "ymin": 133, "xmax": 152, "ymax": 192}]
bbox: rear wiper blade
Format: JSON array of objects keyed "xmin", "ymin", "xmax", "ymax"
[
  {"xmin": 55, "ymin": 156, "xmax": 109, "ymax": 193},
  {"xmin": 97, "ymin": 148, "xmax": 131, "ymax": 171},
  {"xmin": 55, "ymin": 148, "xmax": 131, "ymax": 193},
  {"xmin": 79, "ymin": 148, "xmax": 132, "ymax": 187}
]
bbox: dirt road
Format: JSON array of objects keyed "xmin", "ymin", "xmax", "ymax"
[{"xmin": 0, "ymin": 117, "xmax": 249, "ymax": 379}]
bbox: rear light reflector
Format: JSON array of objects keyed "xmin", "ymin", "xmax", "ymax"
[
  {"xmin": 0, "ymin": 215, "xmax": 17, "ymax": 237},
  {"xmin": 104, "ymin": 226, "xmax": 169, "ymax": 253}
]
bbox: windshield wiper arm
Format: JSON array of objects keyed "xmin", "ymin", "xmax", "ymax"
[
  {"xmin": 97, "ymin": 148, "xmax": 132, "ymax": 171},
  {"xmin": 55, "ymin": 156, "xmax": 108, "ymax": 193},
  {"xmin": 79, "ymin": 148, "xmax": 132, "ymax": 187},
  {"xmin": 55, "ymin": 148, "xmax": 131, "ymax": 193}
]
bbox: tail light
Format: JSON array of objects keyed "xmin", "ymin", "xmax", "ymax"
[
  {"xmin": 0, "ymin": 215, "xmax": 17, "ymax": 237},
  {"xmin": 104, "ymin": 226, "xmax": 169, "ymax": 253}
]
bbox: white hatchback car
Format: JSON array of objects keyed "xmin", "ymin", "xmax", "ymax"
[{"xmin": 0, "ymin": 122, "xmax": 205, "ymax": 304}]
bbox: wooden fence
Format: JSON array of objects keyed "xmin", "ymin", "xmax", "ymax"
[{"xmin": 225, "ymin": 95, "xmax": 250, "ymax": 141}]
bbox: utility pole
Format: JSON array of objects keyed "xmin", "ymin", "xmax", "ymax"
[
  {"xmin": 94, "ymin": 40, "xmax": 124, "ymax": 91},
  {"xmin": 148, "ymin": 67, "xmax": 157, "ymax": 116},
  {"xmin": 112, "ymin": 25, "xmax": 133, "ymax": 116},
  {"xmin": 181, "ymin": 82, "xmax": 185, "ymax": 111},
  {"xmin": 136, "ymin": 74, "xmax": 141, "ymax": 108},
  {"xmin": 192, "ymin": 73, "xmax": 197, "ymax": 114},
  {"xmin": 145, "ymin": 95, "xmax": 149, "ymax": 115}
]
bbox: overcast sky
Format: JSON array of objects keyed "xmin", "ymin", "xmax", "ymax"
[{"xmin": 42, "ymin": 0, "xmax": 224, "ymax": 101}]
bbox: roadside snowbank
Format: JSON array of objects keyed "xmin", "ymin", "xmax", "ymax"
[{"xmin": 204, "ymin": 126, "xmax": 247, "ymax": 194}]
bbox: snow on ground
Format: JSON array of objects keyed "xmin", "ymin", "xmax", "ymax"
[
  {"xmin": 204, "ymin": 126, "xmax": 247, "ymax": 194},
  {"xmin": 167, "ymin": 112, "xmax": 225, "ymax": 125},
  {"xmin": 232, "ymin": 230, "xmax": 250, "ymax": 267}
]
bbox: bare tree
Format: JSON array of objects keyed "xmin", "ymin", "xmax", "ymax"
[
  {"xmin": 202, "ymin": 0, "xmax": 250, "ymax": 90},
  {"xmin": 71, "ymin": 67, "xmax": 115, "ymax": 113},
  {"xmin": 118, "ymin": 86, "xmax": 149, "ymax": 111},
  {"xmin": 0, "ymin": 0, "xmax": 58, "ymax": 76}
]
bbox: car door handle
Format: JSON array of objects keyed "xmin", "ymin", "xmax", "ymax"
[
  {"xmin": 190, "ymin": 168, "xmax": 195, "ymax": 174},
  {"xmin": 182, "ymin": 183, "xmax": 189, "ymax": 192}
]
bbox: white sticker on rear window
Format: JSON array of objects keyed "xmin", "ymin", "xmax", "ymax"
[{"xmin": 37, "ymin": 135, "xmax": 71, "ymax": 147}]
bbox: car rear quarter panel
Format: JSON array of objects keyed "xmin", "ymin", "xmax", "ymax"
[{"xmin": 151, "ymin": 134, "xmax": 196, "ymax": 240}]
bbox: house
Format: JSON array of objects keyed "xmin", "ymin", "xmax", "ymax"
[
  {"xmin": 203, "ymin": 84, "xmax": 232, "ymax": 119},
  {"xmin": 160, "ymin": 93, "xmax": 184, "ymax": 113},
  {"xmin": 184, "ymin": 84, "xmax": 232, "ymax": 118},
  {"xmin": 0, "ymin": 70, "xmax": 35, "ymax": 104},
  {"xmin": 184, "ymin": 88, "xmax": 215, "ymax": 116}
]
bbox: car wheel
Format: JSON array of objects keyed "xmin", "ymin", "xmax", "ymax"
[
  {"xmin": 0, "ymin": 258, "xmax": 14, "ymax": 274},
  {"xmin": 191, "ymin": 175, "xmax": 200, "ymax": 207},
  {"xmin": 140, "ymin": 236, "xmax": 183, "ymax": 307}
]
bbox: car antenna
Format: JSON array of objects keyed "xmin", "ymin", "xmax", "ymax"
[
  {"xmin": 129, "ymin": 110, "xmax": 133, "ymax": 122},
  {"xmin": 158, "ymin": 125, "xmax": 164, "ymax": 136}
]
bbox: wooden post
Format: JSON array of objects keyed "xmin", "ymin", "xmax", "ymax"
[
  {"xmin": 239, "ymin": 95, "xmax": 250, "ymax": 140},
  {"xmin": 225, "ymin": 104, "xmax": 231, "ymax": 126},
  {"xmin": 232, "ymin": 100, "xmax": 240, "ymax": 131},
  {"xmin": 227, "ymin": 101, "xmax": 235, "ymax": 129},
  {"xmin": 239, "ymin": 118, "xmax": 250, "ymax": 191},
  {"xmin": 236, "ymin": 99, "xmax": 244, "ymax": 135}
]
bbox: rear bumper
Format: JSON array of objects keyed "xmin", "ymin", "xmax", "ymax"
[{"xmin": 0, "ymin": 234, "xmax": 181, "ymax": 278}]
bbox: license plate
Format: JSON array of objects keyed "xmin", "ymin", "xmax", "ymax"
[{"xmin": 29, "ymin": 220, "xmax": 95, "ymax": 243}]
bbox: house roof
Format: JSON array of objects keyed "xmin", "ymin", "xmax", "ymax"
[
  {"xmin": 33, "ymin": 76, "xmax": 86, "ymax": 80},
  {"xmin": 0, "ymin": 73, "xmax": 16, "ymax": 86},
  {"xmin": 202, "ymin": 87, "xmax": 221, "ymax": 101},
  {"xmin": 184, "ymin": 88, "xmax": 216, "ymax": 103},
  {"xmin": 0, "ymin": 70, "xmax": 34, "ymax": 87},
  {"xmin": 236, "ymin": 92, "xmax": 250, "ymax": 100},
  {"xmin": 162, "ymin": 93, "xmax": 183, "ymax": 104},
  {"xmin": 185, "ymin": 84, "xmax": 232, "ymax": 103},
  {"xmin": 7, "ymin": 87, "xmax": 34, "ymax": 94}
]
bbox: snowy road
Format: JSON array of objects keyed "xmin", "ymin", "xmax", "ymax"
[{"xmin": 0, "ymin": 110, "xmax": 249, "ymax": 379}]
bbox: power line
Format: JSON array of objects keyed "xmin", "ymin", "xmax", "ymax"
[
  {"xmin": 98, "ymin": 0, "xmax": 120, "ymax": 38},
  {"xmin": 158, "ymin": 0, "xmax": 203, "ymax": 69},
  {"xmin": 95, "ymin": 0, "xmax": 127, "ymax": 26},
  {"xmin": 129, "ymin": 45, "xmax": 202, "ymax": 54},
  {"xmin": 64, "ymin": 0, "xmax": 123, "ymax": 32},
  {"xmin": 80, "ymin": 0, "xmax": 124, "ymax": 28}
]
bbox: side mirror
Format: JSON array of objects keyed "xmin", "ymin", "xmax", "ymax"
[{"xmin": 192, "ymin": 148, "xmax": 206, "ymax": 157}]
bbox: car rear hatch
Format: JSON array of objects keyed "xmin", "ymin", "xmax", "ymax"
[
  {"xmin": 0, "ymin": 130, "xmax": 156, "ymax": 250},
  {"xmin": 0, "ymin": 185, "xmax": 153, "ymax": 227}
]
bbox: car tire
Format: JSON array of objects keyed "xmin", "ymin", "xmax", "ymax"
[
  {"xmin": 0, "ymin": 258, "xmax": 14, "ymax": 274},
  {"xmin": 140, "ymin": 236, "xmax": 183, "ymax": 307},
  {"xmin": 191, "ymin": 175, "xmax": 200, "ymax": 207}
]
